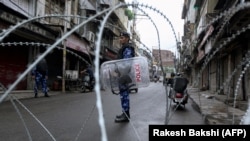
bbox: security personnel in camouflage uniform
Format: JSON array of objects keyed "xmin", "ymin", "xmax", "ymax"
[
  {"xmin": 31, "ymin": 58, "xmax": 49, "ymax": 98},
  {"xmin": 115, "ymin": 31, "xmax": 135, "ymax": 122}
]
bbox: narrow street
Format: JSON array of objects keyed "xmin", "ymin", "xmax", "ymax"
[
  {"xmin": 0, "ymin": 82, "xmax": 204, "ymax": 141},
  {"xmin": 1, "ymin": 1, "xmax": 250, "ymax": 141}
]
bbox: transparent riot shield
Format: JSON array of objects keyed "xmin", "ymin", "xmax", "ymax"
[{"xmin": 100, "ymin": 56, "xmax": 150, "ymax": 94}]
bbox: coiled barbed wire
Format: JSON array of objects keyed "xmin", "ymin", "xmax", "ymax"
[{"xmin": 2, "ymin": 1, "xmax": 250, "ymax": 141}]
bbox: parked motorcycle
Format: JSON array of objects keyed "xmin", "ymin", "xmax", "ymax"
[
  {"xmin": 153, "ymin": 75, "xmax": 159, "ymax": 83},
  {"xmin": 81, "ymin": 74, "xmax": 95, "ymax": 93}
]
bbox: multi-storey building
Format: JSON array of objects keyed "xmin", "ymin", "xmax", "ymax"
[
  {"xmin": 152, "ymin": 49, "xmax": 175, "ymax": 77},
  {"xmin": 0, "ymin": 0, "xmax": 135, "ymax": 91},
  {"xmin": 181, "ymin": 0, "xmax": 250, "ymax": 104}
]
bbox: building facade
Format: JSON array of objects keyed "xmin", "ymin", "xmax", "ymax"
[
  {"xmin": 0, "ymin": 0, "xmax": 135, "ymax": 91},
  {"xmin": 181, "ymin": 0, "xmax": 250, "ymax": 103},
  {"xmin": 152, "ymin": 49, "xmax": 175, "ymax": 77}
]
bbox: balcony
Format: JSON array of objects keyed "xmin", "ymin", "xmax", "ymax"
[{"xmin": 104, "ymin": 23, "xmax": 120, "ymax": 36}]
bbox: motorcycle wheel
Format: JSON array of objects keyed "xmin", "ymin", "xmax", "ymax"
[
  {"xmin": 88, "ymin": 86, "xmax": 93, "ymax": 92},
  {"xmin": 81, "ymin": 85, "xmax": 86, "ymax": 93},
  {"xmin": 76, "ymin": 80, "xmax": 83, "ymax": 92}
]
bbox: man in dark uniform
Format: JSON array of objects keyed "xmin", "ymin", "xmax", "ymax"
[
  {"xmin": 115, "ymin": 31, "xmax": 135, "ymax": 122},
  {"xmin": 31, "ymin": 57, "xmax": 49, "ymax": 98}
]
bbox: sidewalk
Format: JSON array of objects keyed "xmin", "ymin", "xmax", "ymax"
[
  {"xmin": 1, "ymin": 88, "xmax": 248, "ymax": 125},
  {"xmin": 0, "ymin": 90, "xmax": 61, "ymax": 102},
  {"xmin": 188, "ymin": 88, "xmax": 247, "ymax": 125}
]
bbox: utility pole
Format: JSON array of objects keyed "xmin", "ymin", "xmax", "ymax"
[
  {"xmin": 132, "ymin": 0, "xmax": 137, "ymax": 46},
  {"xmin": 62, "ymin": 0, "xmax": 71, "ymax": 92}
]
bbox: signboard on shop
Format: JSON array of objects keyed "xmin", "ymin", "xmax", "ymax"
[
  {"xmin": 65, "ymin": 34, "xmax": 89, "ymax": 54},
  {"xmin": 0, "ymin": 11, "xmax": 56, "ymax": 39}
]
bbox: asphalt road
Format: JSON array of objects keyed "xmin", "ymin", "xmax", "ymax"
[{"xmin": 0, "ymin": 82, "xmax": 204, "ymax": 141}]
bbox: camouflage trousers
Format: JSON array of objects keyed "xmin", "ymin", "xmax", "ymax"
[
  {"xmin": 119, "ymin": 84, "xmax": 130, "ymax": 112},
  {"xmin": 34, "ymin": 75, "xmax": 48, "ymax": 94}
]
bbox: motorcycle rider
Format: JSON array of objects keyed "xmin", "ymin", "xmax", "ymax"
[
  {"xmin": 80, "ymin": 65, "xmax": 94, "ymax": 92},
  {"xmin": 81, "ymin": 65, "xmax": 94, "ymax": 83},
  {"xmin": 173, "ymin": 73, "xmax": 189, "ymax": 104}
]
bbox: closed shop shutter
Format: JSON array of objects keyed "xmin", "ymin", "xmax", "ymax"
[{"xmin": 0, "ymin": 47, "xmax": 28, "ymax": 90}]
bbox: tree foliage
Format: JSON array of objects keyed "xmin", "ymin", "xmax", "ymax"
[{"xmin": 124, "ymin": 8, "xmax": 134, "ymax": 21}]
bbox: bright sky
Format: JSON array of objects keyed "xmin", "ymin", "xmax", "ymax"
[{"xmin": 125, "ymin": 0, "xmax": 185, "ymax": 54}]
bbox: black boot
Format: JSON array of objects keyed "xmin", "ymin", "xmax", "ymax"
[
  {"xmin": 44, "ymin": 93, "xmax": 50, "ymax": 97},
  {"xmin": 116, "ymin": 111, "xmax": 130, "ymax": 118},
  {"xmin": 115, "ymin": 111, "xmax": 130, "ymax": 122},
  {"xmin": 116, "ymin": 113, "xmax": 124, "ymax": 118},
  {"xmin": 34, "ymin": 93, "xmax": 38, "ymax": 98}
]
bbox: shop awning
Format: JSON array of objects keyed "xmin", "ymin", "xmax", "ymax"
[
  {"xmin": 80, "ymin": 0, "xmax": 96, "ymax": 11},
  {"xmin": 65, "ymin": 34, "xmax": 90, "ymax": 55},
  {"xmin": 100, "ymin": 0, "xmax": 111, "ymax": 7}
]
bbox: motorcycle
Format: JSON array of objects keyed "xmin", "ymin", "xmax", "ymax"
[
  {"xmin": 169, "ymin": 88, "xmax": 188, "ymax": 107},
  {"xmin": 81, "ymin": 74, "xmax": 95, "ymax": 93},
  {"xmin": 153, "ymin": 75, "xmax": 159, "ymax": 83},
  {"xmin": 167, "ymin": 76, "xmax": 189, "ymax": 108}
]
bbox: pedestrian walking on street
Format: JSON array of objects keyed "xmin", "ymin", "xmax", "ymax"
[
  {"xmin": 31, "ymin": 55, "xmax": 49, "ymax": 98},
  {"xmin": 115, "ymin": 31, "xmax": 135, "ymax": 122}
]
